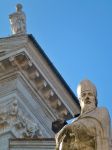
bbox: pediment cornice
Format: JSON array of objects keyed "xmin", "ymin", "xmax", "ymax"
[
  {"xmin": 0, "ymin": 53, "xmax": 71, "ymax": 120},
  {"xmin": 0, "ymin": 35, "xmax": 80, "ymax": 120}
]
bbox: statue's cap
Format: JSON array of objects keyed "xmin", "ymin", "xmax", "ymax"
[{"xmin": 77, "ymin": 79, "xmax": 97, "ymax": 98}]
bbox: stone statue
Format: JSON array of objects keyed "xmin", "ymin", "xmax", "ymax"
[
  {"xmin": 56, "ymin": 80, "xmax": 111, "ymax": 150},
  {"xmin": 9, "ymin": 4, "xmax": 26, "ymax": 35}
]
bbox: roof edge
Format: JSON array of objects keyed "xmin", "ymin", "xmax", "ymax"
[{"xmin": 28, "ymin": 34, "xmax": 80, "ymax": 107}]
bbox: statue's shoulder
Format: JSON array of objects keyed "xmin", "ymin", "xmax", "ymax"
[
  {"xmin": 96, "ymin": 107, "xmax": 109, "ymax": 115},
  {"xmin": 96, "ymin": 107, "xmax": 110, "ymax": 123}
]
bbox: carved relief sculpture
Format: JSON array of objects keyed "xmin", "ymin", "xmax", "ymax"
[
  {"xmin": 56, "ymin": 80, "xmax": 111, "ymax": 150},
  {"xmin": 9, "ymin": 4, "xmax": 26, "ymax": 34},
  {"xmin": 0, "ymin": 100, "xmax": 42, "ymax": 138}
]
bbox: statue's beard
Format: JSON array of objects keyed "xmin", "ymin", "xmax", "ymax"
[{"xmin": 81, "ymin": 102, "xmax": 96, "ymax": 114}]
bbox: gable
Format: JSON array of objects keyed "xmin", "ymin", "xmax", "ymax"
[
  {"xmin": 0, "ymin": 34, "xmax": 80, "ymax": 120},
  {"xmin": 0, "ymin": 34, "xmax": 80, "ymax": 143}
]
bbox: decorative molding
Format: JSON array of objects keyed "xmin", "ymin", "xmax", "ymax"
[
  {"xmin": 0, "ymin": 34, "xmax": 80, "ymax": 117},
  {"xmin": 0, "ymin": 53, "xmax": 72, "ymax": 120},
  {"xmin": 9, "ymin": 138, "xmax": 55, "ymax": 150}
]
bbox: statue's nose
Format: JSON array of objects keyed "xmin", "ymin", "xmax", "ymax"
[
  {"xmin": 85, "ymin": 95, "xmax": 90, "ymax": 101},
  {"xmin": 85, "ymin": 96, "xmax": 91, "ymax": 104},
  {"xmin": 85, "ymin": 95, "xmax": 89, "ymax": 100}
]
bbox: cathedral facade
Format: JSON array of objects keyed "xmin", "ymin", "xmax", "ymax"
[{"xmin": 0, "ymin": 4, "xmax": 80, "ymax": 150}]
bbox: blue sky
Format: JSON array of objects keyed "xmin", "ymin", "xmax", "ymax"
[{"xmin": 0, "ymin": 0, "xmax": 112, "ymax": 118}]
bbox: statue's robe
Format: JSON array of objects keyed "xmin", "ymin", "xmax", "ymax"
[{"xmin": 56, "ymin": 107, "xmax": 111, "ymax": 150}]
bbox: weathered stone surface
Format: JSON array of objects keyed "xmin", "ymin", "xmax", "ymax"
[
  {"xmin": 56, "ymin": 80, "xmax": 111, "ymax": 150},
  {"xmin": 0, "ymin": 100, "xmax": 42, "ymax": 138}
]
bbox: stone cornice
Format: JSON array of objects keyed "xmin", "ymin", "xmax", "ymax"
[
  {"xmin": 0, "ymin": 34, "xmax": 80, "ymax": 119},
  {"xmin": 9, "ymin": 138, "xmax": 55, "ymax": 150},
  {"xmin": 0, "ymin": 54, "xmax": 71, "ymax": 120}
]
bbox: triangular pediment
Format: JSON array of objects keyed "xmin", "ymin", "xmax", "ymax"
[{"xmin": 0, "ymin": 34, "xmax": 80, "ymax": 139}]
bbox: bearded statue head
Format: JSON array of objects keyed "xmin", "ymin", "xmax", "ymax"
[{"xmin": 77, "ymin": 80, "xmax": 98, "ymax": 108}]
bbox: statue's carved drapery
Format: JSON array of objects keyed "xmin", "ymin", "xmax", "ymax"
[{"xmin": 9, "ymin": 4, "xmax": 26, "ymax": 35}]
